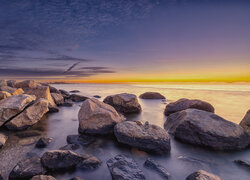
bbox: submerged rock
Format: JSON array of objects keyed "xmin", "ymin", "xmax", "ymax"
[
  {"xmin": 114, "ymin": 121, "xmax": 171, "ymax": 154},
  {"xmin": 60, "ymin": 144, "xmax": 80, "ymax": 151},
  {"xmin": 0, "ymin": 133, "xmax": 8, "ymax": 148},
  {"xmin": 107, "ymin": 154, "xmax": 145, "ymax": 180},
  {"xmin": 186, "ymin": 170, "xmax": 222, "ymax": 180},
  {"xmin": 103, "ymin": 93, "xmax": 141, "ymax": 114},
  {"xmin": 239, "ymin": 109, "xmax": 250, "ymax": 136},
  {"xmin": 234, "ymin": 159, "xmax": 250, "ymax": 169},
  {"xmin": 165, "ymin": 109, "xmax": 250, "ymax": 150},
  {"xmin": 5, "ymin": 98, "xmax": 49, "ymax": 130},
  {"xmin": 139, "ymin": 92, "xmax": 165, "ymax": 99},
  {"xmin": 93, "ymin": 95, "xmax": 101, "ymax": 98},
  {"xmin": 144, "ymin": 158, "xmax": 170, "ymax": 179},
  {"xmin": 69, "ymin": 94, "xmax": 88, "ymax": 102},
  {"xmin": 0, "ymin": 173, "xmax": 3, "ymax": 180},
  {"xmin": 0, "ymin": 94, "xmax": 36, "ymax": 127},
  {"xmin": 67, "ymin": 134, "xmax": 95, "ymax": 146},
  {"xmin": 31, "ymin": 175, "xmax": 56, "ymax": 180},
  {"xmin": 9, "ymin": 157, "xmax": 46, "ymax": 180},
  {"xmin": 78, "ymin": 98, "xmax": 124, "ymax": 135},
  {"xmin": 36, "ymin": 137, "xmax": 52, "ymax": 148},
  {"xmin": 164, "ymin": 98, "xmax": 215, "ymax": 116},
  {"xmin": 0, "ymin": 91, "xmax": 11, "ymax": 100},
  {"xmin": 51, "ymin": 92, "xmax": 64, "ymax": 106}
]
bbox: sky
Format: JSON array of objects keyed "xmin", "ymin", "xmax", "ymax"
[{"xmin": 0, "ymin": 0, "xmax": 250, "ymax": 83}]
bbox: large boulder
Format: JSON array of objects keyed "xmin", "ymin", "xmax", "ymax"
[
  {"xmin": 165, "ymin": 109, "xmax": 250, "ymax": 150},
  {"xmin": 114, "ymin": 121, "xmax": 171, "ymax": 154},
  {"xmin": 107, "ymin": 154, "xmax": 145, "ymax": 180},
  {"xmin": 0, "ymin": 94, "xmax": 36, "ymax": 127},
  {"xmin": 186, "ymin": 170, "xmax": 222, "ymax": 180},
  {"xmin": 9, "ymin": 157, "xmax": 46, "ymax": 180},
  {"xmin": 5, "ymin": 98, "xmax": 49, "ymax": 130},
  {"xmin": 164, "ymin": 98, "xmax": 215, "ymax": 116},
  {"xmin": 31, "ymin": 175, "xmax": 56, "ymax": 180},
  {"xmin": 24, "ymin": 86, "xmax": 58, "ymax": 112},
  {"xmin": 51, "ymin": 93, "xmax": 64, "ymax": 106},
  {"xmin": 78, "ymin": 98, "xmax": 124, "ymax": 135},
  {"xmin": 103, "ymin": 93, "xmax": 141, "ymax": 114},
  {"xmin": 239, "ymin": 109, "xmax": 250, "ymax": 136},
  {"xmin": 139, "ymin": 92, "xmax": 165, "ymax": 99},
  {"xmin": 0, "ymin": 133, "xmax": 8, "ymax": 148},
  {"xmin": 0, "ymin": 91, "xmax": 11, "ymax": 100},
  {"xmin": 15, "ymin": 80, "xmax": 40, "ymax": 89},
  {"xmin": 0, "ymin": 86, "xmax": 24, "ymax": 95}
]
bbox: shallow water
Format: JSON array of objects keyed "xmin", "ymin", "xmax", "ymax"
[{"xmin": 0, "ymin": 83, "xmax": 250, "ymax": 180}]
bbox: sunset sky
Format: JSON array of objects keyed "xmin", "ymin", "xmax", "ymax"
[{"xmin": 0, "ymin": 0, "xmax": 250, "ymax": 83}]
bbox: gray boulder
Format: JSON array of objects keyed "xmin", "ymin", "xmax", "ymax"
[
  {"xmin": 78, "ymin": 98, "xmax": 124, "ymax": 135},
  {"xmin": 107, "ymin": 154, "xmax": 145, "ymax": 180},
  {"xmin": 31, "ymin": 175, "xmax": 56, "ymax": 180},
  {"xmin": 164, "ymin": 98, "xmax": 214, "ymax": 116},
  {"xmin": 114, "ymin": 121, "xmax": 171, "ymax": 154},
  {"xmin": 103, "ymin": 93, "xmax": 141, "ymax": 114},
  {"xmin": 239, "ymin": 109, "xmax": 250, "ymax": 136},
  {"xmin": 139, "ymin": 92, "xmax": 165, "ymax": 99},
  {"xmin": 165, "ymin": 109, "xmax": 250, "ymax": 150},
  {"xmin": 9, "ymin": 157, "xmax": 46, "ymax": 180},
  {"xmin": 144, "ymin": 158, "xmax": 170, "ymax": 179},
  {"xmin": 51, "ymin": 92, "xmax": 64, "ymax": 105},
  {"xmin": 5, "ymin": 98, "xmax": 49, "ymax": 130},
  {"xmin": 0, "ymin": 94, "xmax": 36, "ymax": 127},
  {"xmin": 186, "ymin": 170, "xmax": 222, "ymax": 180},
  {"xmin": 0, "ymin": 133, "xmax": 8, "ymax": 148}
]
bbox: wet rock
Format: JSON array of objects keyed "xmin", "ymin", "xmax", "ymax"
[
  {"xmin": 234, "ymin": 159, "xmax": 250, "ymax": 169},
  {"xmin": 15, "ymin": 130, "xmax": 41, "ymax": 138},
  {"xmin": 24, "ymin": 86, "xmax": 58, "ymax": 112},
  {"xmin": 67, "ymin": 134, "xmax": 95, "ymax": 146},
  {"xmin": 51, "ymin": 92, "xmax": 64, "ymax": 106},
  {"xmin": 9, "ymin": 157, "xmax": 46, "ymax": 180},
  {"xmin": 36, "ymin": 137, "xmax": 52, "ymax": 148},
  {"xmin": 239, "ymin": 109, "xmax": 250, "ymax": 136},
  {"xmin": 70, "ymin": 177, "xmax": 84, "ymax": 180},
  {"xmin": 114, "ymin": 121, "xmax": 170, "ymax": 154},
  {"xmin": 186, "ymin": 170, "xmax": 222, "ymax": 180},
  {"xmin": 0, "ymin": 91, "xmax": 11, "ymax": 100},
  {"xmin": 93, "ymin": 95, "xmax": 101, "ymax": 98},
  {"xmin": 78, "ymin": 98, "xmax": 124, "ymax": 135},
  {"xmin": 0, "ymin": 80, "xmax": 7, "ymax": 86},
  {"xmin": 0, "ymin": 94, "xmax": 36, "ymax": 127},
  {"xmin": 139, "ymin": 92, "xmax": 165, "ymax": 99},
  {"xmin": 77, "ymin": 154, "xmax": 101, "ymax": 169},
  {"xmin": 15, "ymin": 80, "xmax": 40, "ymax": 89},
  {"xmin": 62, "ymin": 101, "xmax": 74, "ymax": 107},
  {"xmin": 164, "ymin": 98, "xmax": 215, "ymax": 116},
  {"xmin": 107, "ymin": 154, "xmax": 145, "ymax": 180},
  {"xmin": 0, "ymin": 133, "xmax": 8, "ymax": 148},
  {"xmin": 144, "ymin": 158, "xmax": 170, "ymax": 179},
  {"xmin": 60, "ymin": 144, "xmax": 80, "ymax": 151},
  {"xmin": 69, "ymin": 94, "xmax": 88, "ymax": 102},
  {"xmin": 6, "ymin": 98, "xmax": 49, "ymax": 130},
  {"xmin": 165, "ymin": 109, "xmax": 250, "ymax": 150},
  {"xmin": 70, "ymin": 90, "xmax": 80, "ymax": 93},
  {"xmin": 7, "ymin": 80, "xmax": 17, "ymax": 87},
  {"xmin": 59, "ymin": 89, "xmax": 70, "ymax": 97},
  {"xmin": 19, "ymin": 137, "xmax": 38, "ymax": 146},
  {"xmin": 31, "ymin": 175, "xmax": 56, "ymax": 180},
  {"xmin": 103, "ymin": 93, "xmax": 141, "ymax": 114}
]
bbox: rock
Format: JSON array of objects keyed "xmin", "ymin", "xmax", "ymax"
[
  {"xmin": 59, "ymin": 89, "xmax": 70, "ymax": 97},
  {"xmin": 5, "ymin": 98, "xmax": 49, "ymax": 130},
  {"xmin": 0, "ymin": 94, "xmax": 36, "ymax": 127},
  {"xmin": 9, "ymin": 157, "xmax": 46, "ymax": 180},
  {"xmin": 0, "ymin": 80, "xmax": 7, "ymax": 86},
  {"xmin": 67, "ymin": 134, "xmax": 95, "ymax": 146},
  {"xmin": 78, "ymin": 98, "xmax": 124, "ymax": 135},
  {"xmin": 19, "ymin": 137, "xmax": 37, "ymax": 146},
  {"xmin": 7, "ymin": 80, "xmax": 17, "ymax": 87},
  {"xmin": 0, "ymin": 86, "xmax": 24, "ymax": 95},
  {"xmin": 103, "ymin": 93, "xmax": 141, "ymax": 114},
  {"xmin": 48, "ymin": 86, "xmax": 60, "ymax": 93},
  {"xmin": 62, "ymin": 101, "xmax": 74, "ymax": 107},
  {"xmin": 36, "ymin": 137, "xmax": 52, "ymax": 148},
  {"xmin": 69, "ymin": 94, "xmax": 88, "ymax": 102},
  {"xmin": 70, "ymin": 90, "xmax": 80, "ymax": 93},
  {"xmin": 144, "ymin": 158, "xmax": 170, "ymax": 179},
  {"xmin": 139, "ymin": 92, "xmax": 165, "ymax": 99},
  {"xmin": 234, "ymin": 159, "xmax": 250, "ymax": 169},
  {"xmin": 41, "ymin": 150, "xmax": 83, "ymax": 171},
  {"xmin": 0, "ymin": 133, "xmax": 8, "ymax": 148},
  {"xmin": 70, "ymin": 177, "xmax": 84, "ymax": 180},
  {"xmin": 0, "ymin": 173, "xmax": 3, "ymax": 180},
  {"xmin": 60, "ymin": 144, "xmax": 80, "ymax": 151},
  {"xmin": 186, "ymin": 170, "xmax": 222, "ymax": 180},
  {"xmin": 15, "ymin": 80, "xmax": 40, "ymax": 89},
  {"xmin": 31, "ymin": 175, "xmax": 56, "ymax": 180},
  {"xmin": 93, "ymin": 95, "xmax": 101, "ymax": 98},
  {"xmin": 114, "ymin": 121, "xmax": 171, "ymax": 154},
  {"xmin": 77, "ymin": 154, "xmax": 101, "ymax": 169},
  {"xmin": 15, "ymin": 130, "xmax": 41, "ymax": 138},
  {"xmin": 165, "ymin": 109, "xmax": 250, "ymax": 150},
  {"xmin": 164, "ymin": 98, "xmax": 215, "ymax": 116},
  {"xmin": 107, "ymin": 154, "xmax": 145, "ymax": 180},
  {"xmin": 0, "ymin": 91, "xmax": 11, "ymax": 100},
  {"xmin": 51, "ymin": 93, "xmax": 64, "ymax": 106},
  {"xmin": 24, "ymin": 86, "xmax": 58, "ymax": 112},
  {"xmin": 239, "ymin": 109, "xmax": 250, "ymax": 136}
]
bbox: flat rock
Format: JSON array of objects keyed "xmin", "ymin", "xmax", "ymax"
[
  {"xmin": 139, "ymin": 92, "xmax": 165, "ymax": 99},
  {"xmin": 36, "ymin": 137, "xmax": 52, "ymax": 148},
  {"xmin": 103, "ymin": 93, "xmax": 141, "ymax": 114},
  {"xmin": 186, "ymin": 170, "xmax": 222, "ymax": 180},
  {"xmin": 31, "ymin": 175, "xmax": 56, "ymax": 180},
  {"xmin": 69, "ymin": 94, "xmax": 88, "ymax": 102},
  {"xmin": 165, "ymin": 109, "xmax": 250, "ymax": 150},
  {"xmin": 15, "ymin": 80, "xmax": 40, "ymax": 89},
  {"xmin": 6, "ymin": 98, "xmax": 49, "ymax": 131},
  {"xmin": 15, "ymin": 130, "xmax": 41, "ymax": 138},
  {"xmin": 107, "ymin": 154, "xmax": 145, "ymax": 180},
  {"xmin": 164, "ymin": 98, "xmax": 215, "ymax": 116},
  {"xmin": 0, "ymin": 94, "xmax": 36, "ymax": 127},
  {"xmin": 144, "ymin": 158, "xmax": 170, "ymax": 179},
  {"xmin": 78, "ymin": 98, "xmax": 124, "ymax": 135},
  {"xmin": 9, "ymin": 157, "xmax": 46, "ymax": 180},
  {"xmin": 234, "ymin": 159, "xmax": 250, "ymax": 169},
  {"xmin": 239, "ymin": 109, "xmax": 250, "ymax": 136},
  {"xmin": 0, "ymin": 133, "xmax": 8, "ymax": 148},
  {"xmin": 114, "ymin": 121, "xmax": 171, "ymax": 154},
  {"xmin": 0, "ymin": 91, "xmax": 11, "ymax": 100},
  {"xmin": 51, "ymin": 92, "xmax": 64, "ymax": 106}
]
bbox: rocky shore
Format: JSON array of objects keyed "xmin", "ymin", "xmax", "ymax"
[{"xmin": 0, "ymin": 79, "xmax": 250, "ymax": 180}]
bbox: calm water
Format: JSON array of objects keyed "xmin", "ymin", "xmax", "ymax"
[{"xmin": 0, "ymin": 83, "xmax": 250, "ymax": 180}]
